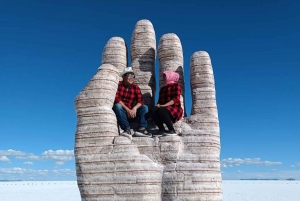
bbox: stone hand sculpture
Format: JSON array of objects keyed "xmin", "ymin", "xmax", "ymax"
[{"xmin": 75, "ymin": 19, "xmax": 222, "ymax": 201}]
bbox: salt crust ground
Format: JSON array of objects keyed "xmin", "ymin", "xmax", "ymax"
[
  {"xmin": 1, "ymin": 180, "xmax": 299, "ymax": 201},
  {"xmin": 0, "ymin": 181, "xmax": 80, "ymax": 201},
  {"xmin": 223, "ymin": 180, "xmax": 300, "ymax": 201}
]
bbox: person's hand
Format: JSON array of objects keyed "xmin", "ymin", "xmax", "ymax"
[
  {"xmin": 129, "ymin": 108, "xmax": 137, "ymax": 118},
  {"xmin": 126, "ymin": 108, "xmax": 136, "ymax": 118},
  {"xmin": 155, "ymin": 104, "xmax": 161, "ymax": 108}
]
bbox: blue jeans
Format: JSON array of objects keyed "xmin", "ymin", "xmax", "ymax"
[{"xmin": 112, "ymin": 103, "xmax": 148, "ymax": 131}]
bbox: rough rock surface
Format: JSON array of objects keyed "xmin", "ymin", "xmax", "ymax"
[
  {"xmin": 75, "ymin": 19, "xmax": 222, "ymax": 201},
  {"xmin": 130, "ymin": 20, "xmax": 156, "ymax": 106},
  {"xmin": 102, "ymin": 37, "xmax": 127, "ymax": 75}
]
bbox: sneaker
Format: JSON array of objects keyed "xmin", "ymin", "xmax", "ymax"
[
  {"xmin": 162, "ymin": 130, "xmax": 177, "ymax": 136},
  {"xmin": 121, "ymin": 129, "xmax": 134, "ymax": 135},
  {"xmin": 120, "ymin": 129, "xmax": 134, "ymax": 140},
  {"xmin": 152, "ymin": 129, "xmax": 166, "ymax": 137},
  {"xmin": 134, "ymin": 128, "xmax": 152, "ymax": 138}
]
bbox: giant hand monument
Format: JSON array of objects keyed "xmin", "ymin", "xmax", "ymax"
[{"xmin": 74, "ymin": 19, "xmax": 222, "ymax": 201}]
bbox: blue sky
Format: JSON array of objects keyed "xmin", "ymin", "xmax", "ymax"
[{"xmin": 1, "ymin": 0, "xmax": 299, "ymax": 181}]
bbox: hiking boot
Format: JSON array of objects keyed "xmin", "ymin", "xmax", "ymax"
[{"xmin": 162, "ymin": 130, "xmax": 177, "ymax": 136}]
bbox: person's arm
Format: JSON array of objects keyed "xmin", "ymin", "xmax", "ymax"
[
  {"xmin": 160, "ymin": 100, "xmax": 174, "ymax": 107},
  {"xmin": 155, "ymin": 88, "xmax": 163, "ymax": 108},
  {"xmin": 114, "ymin": 82, "xmax": 122, "ymax": 104},
  {"xmin": 135, "ymin": 85, "xmax": 144, "ymax": 106},
  {"xmin": 128, "ymin": 85, "xmax": 143, "ymax": 118},
  {"xmin": 115, "ymin": 82, "xmax": 132, "ymax": 116},
  {"xmin": 118, "ymin": 100, "xmax": 130, "ymax": 112},
  {"xmin": 132, "ymin": 103, "xmax": 142, "ymax": 110}
]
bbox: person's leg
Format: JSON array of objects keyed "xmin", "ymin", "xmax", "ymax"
[
  {"xmin": 131, "ymin": 105, "xmax": 151, "ymax": 137},
  {"xmin": 149, "ymin": 107, "xmax": 165, "ymax": 131},
  {"xmin": 137, "ymin": 105, "xmax": 148, "ymax": 129},
  {"xmin": 145, "ymin": 105, "xmax": 153, "ymax": 121},
  {"xmin": 157, "ymin": 107, "xmax": 175, "ymax": 132},
  {"xmin": 112, "ymin": 103, "xmax": 130, "ymax": 131}
]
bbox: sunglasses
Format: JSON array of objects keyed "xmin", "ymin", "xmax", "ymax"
[{"xmin": 126, "ymin": 74, "xmax": 135, "ymax": 78}]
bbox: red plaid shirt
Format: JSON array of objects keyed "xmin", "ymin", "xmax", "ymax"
[
  {"xmin": 158, "ymin": 83, "xmax": 183, "ymax": 123},
  {"xmin": 114, "ymin": 81, "xmax": 144, "ymax": 109}
]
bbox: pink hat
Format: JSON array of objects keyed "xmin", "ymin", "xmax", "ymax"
[{"xmin": 163, "ymin": 71, "xmax": 179, "ymax": 85}]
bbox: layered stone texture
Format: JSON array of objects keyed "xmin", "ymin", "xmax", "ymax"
[
  {"xmin": 130, "ymin": 19, "xmax": 156, "ymax": 106},
  {"xmin": 76, "ymin": 136, "xmax": 164, "ymax": 201},
  {"xmin": 75, "ymin": 64, "xmax": 119, "ymax": 156},
  {"xmin": 186, "ymin": 51, "xmax": 219, "ymax": 134},
  {"xmin": 75, "ymin": 20, "xmax": 222, "ymax": 201},
  {"xmin": 180, "ymin": 51, "xmax": 221, "ymax": 200},
  {"xmin": 75, "ymin": 64, "xmax": 163, "ymax": 200},
  {"xmin": 102, "ymin": 37, "xmax": 127, "ymax": 76}
]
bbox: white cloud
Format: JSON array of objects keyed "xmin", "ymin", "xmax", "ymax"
[
  {"xmin": 0, "ymin": 167, "xmax": 26, "ymax": 174},
  {"xmin": 53, "ymin": 168, "xmax": 75, "ymax": 175},
  {"xmin": 221, "ymin": 158, "xmax": 282, "ymax": 167},
  {"xmin": 0, "ymin": 149, "xmax": 25, "ymax": 156},
  {"xmin": 41, "ymin": 150, "xmax": 74, "ymax": 166},
  {"xmin": 27, "ymin": 154, "xmax": 40, "ymax": 160},
  {"xmin": 42, "ymin": 150, "xmax": 74, "ymax": 157},
  {"xmin": 291, "ymin": 162, "xmax": 300, "ymax": 168},
  {"xmin": 15, "ymin": 154, "xmax": 40, "ymax": 160},
  {"xmin": 1, "ymin": 149, "xmax": 74, "ymax": 166},
  {"xmin": 55, "ymin": 161, "xmax": 65, "ymax": 166},
  {"xmin": 0, "ymin": 156, "xmax": 10, "ymax": 162},
  {"xmin": 0, "ymin": 167, "xmax": 76, "ymax": 180},
  {"xmin": 0, "ymin": 149, "xmax": 75, "ymax": 180},
  {"xmin": 37, "ymin": 169, "xmax": 49, "ymax": 175},
  {"xmin": 0, "ymin": 149, "xmax": 40, "ymax": 161},
  {"xmin": 221, "ymin": 164, "xmax": 227, "ymax": 168}
]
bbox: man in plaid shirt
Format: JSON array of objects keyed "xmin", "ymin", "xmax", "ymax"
[{"xmin": 113, "ymin": 67, "xmax": 150, "ymax": 138}]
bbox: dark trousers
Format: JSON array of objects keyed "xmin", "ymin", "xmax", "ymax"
[{"xmin": 149, "ymin": 106, "xmax": 174, "ymax": 131}]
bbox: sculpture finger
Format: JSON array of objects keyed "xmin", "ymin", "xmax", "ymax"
[
  {"xmin": 158, "ymin": 33, "xmax": 186, "ymax": 132},
  {"xmin": 130, "ymin": 19, "xmax": 156, "ymax": 106},
  {"xmin": 74, "ymin": 64, "xmax": 119, "ymax": 198},
  {"xmin": 175, "ymin": 51, "xmax": 222, "ymax": 200},
  {"xmin": 74, "ymin": 64, "xmax": 119, "ymax": 156},
  {"xmin": 186, "ymin": 51, "xmax": 220, "ymax": 136},
  {"xmin": 102, "ymin": 36, "xmax": 127, "ymax": 78}
]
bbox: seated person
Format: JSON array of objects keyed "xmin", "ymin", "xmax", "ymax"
[
  {"xmin": 113, "ymin": 67, "xmax": 150, "ymax": 138},
  {"xmin": 149, "ymin": 70, "xmax": 183, "ymax": 136}
]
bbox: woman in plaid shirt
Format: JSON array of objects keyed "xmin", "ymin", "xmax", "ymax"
[{"xmin": 150, "ymin": 70, "xmax": 183, "ymax": 136}]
